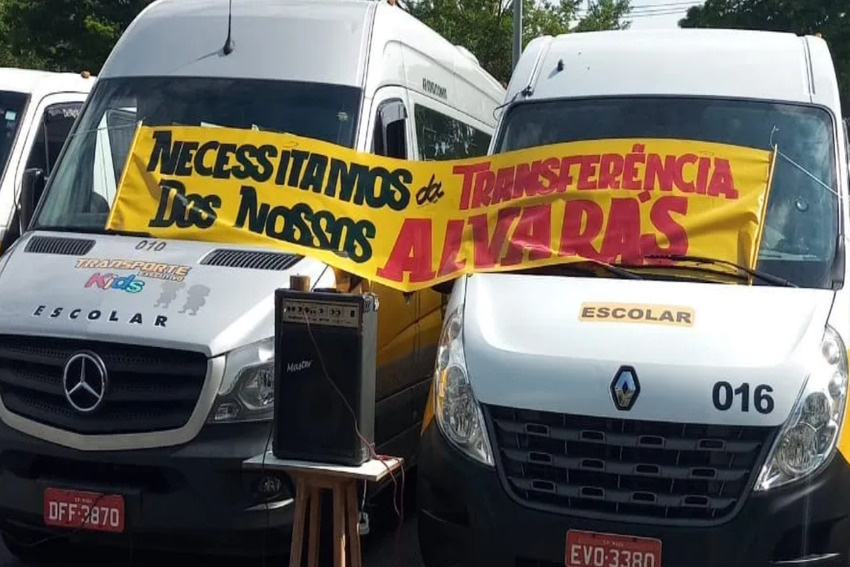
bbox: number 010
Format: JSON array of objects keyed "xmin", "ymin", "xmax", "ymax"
[{"xmin": 712, "ymin": 382, "xmax": 774, "ymax": 414}]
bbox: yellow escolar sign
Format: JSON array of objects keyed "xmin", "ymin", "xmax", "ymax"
[{"xmin": 106, "ymin": 125, "xmax": 776, "ymax": 292}]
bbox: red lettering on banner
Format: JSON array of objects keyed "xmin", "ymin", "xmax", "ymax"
[
  {"xmin": 598, "ymin": 153, "xmax": 624, "ymax": 189},
  {"xmin": 492, "ymin": 167, "xmax": 514, "ymax": 205},
  {"xmin": 451, "ymin": 144, "xmax": 742, "ymax": 212},
  {"xmin": 708, "ymin": 158, "xmax": 738, "ymax": 198},
  {"xmin": 437, "ymin": 219, "xmax": 466, "ymax": 276},
  {"xmin": 468, "ymin": 208, "xmax": 521, "ymax": 268},
  {"xmin": 539, "ymin": 158, "xmax": 560, "ymax": 194},
  {"xmin": 641, "ymin": 196, "xmax": 689, "ymax": 260},
  {"xmin": 673, "ymin": 154, "xmax": 698, "ymax": 193},
  {"xmin": 512, "ymin": 162, "xmax": 535, "ymax": 200},
  {"xmin": 599, "ymin": 198, "xmax": 642, "ymax": 264},
  {"xmin": 502, "ymin": 204, "xmax": 553, "ymax": 266},
  {"xmin": 376, "ymin": 219, "xmax": 436, "ymax": 283},
  {"xmin": 643, "ymin": 154, "xmax": 674, "ymax": 191},
  {"xmin": 455, "ymin": 162, "xmax": 491, "ymax": 210},
  {"xmin": 558, "ymin": 200, "xmax": 604, "ymax": 260},
  {"xmin": 576, "ymin": 155, "xmax": 600, "ymax": 190}
]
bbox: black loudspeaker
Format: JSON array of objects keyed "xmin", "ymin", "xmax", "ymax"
[{"xmin": 272, "ymin": 289, "xmax": 378, "ymax": 466}]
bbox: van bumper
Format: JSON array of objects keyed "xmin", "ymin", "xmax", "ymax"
[
  {"xmin": 417, "ymin": 421, "xmax": 850, "ymax": 567},
  {"xmin": 0, "ymin": 418, "xmax": 294, "ymax": 556}
]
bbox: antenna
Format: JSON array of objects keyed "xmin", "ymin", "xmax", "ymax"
[{"xmin": 222, "ymin": 0, "xmax": 235, "ymax": 55}]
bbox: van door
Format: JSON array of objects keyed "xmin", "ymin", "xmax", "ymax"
[
  {"xmin": 362, "ymin": 86, "xmax": 421, "ymax": 460},
  {"xmin": 1, "ymin": 93, "xmax": 86, "ymax": 252}
]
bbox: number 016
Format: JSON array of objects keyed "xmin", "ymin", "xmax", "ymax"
[{"xmin": 712, "ymin": 381, "xmax": 774, "ymax": 414}]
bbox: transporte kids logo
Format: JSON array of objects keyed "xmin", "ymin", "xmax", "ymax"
[
  {"xmin": 85, "ymin": 272, "xmax": 145, "ymax": 293},
  {"xmin": 77, "ymin": 258, "xmax": 193, "ymax": 295}
]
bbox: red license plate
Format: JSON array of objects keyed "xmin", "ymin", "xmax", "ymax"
[
  {"xmin": 566, "ymin": 530, "xmax": 661, "ymax": 567},
  {"xmin": 43, "ymin": 488, "xmax": 125, "ymax": 533}
]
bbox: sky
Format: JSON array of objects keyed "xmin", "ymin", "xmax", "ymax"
[{"xmin": 617, "ymin": 0, "xmax": 704, "ymax": 29}]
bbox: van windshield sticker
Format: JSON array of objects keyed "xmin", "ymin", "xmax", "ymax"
[
  {"xmin": 47, "ymin": 104, "xmax": 80, "ymax": 120},
  {"xmin": 579, "ymin": 302, "xmax": 694, "ymax": 327}
]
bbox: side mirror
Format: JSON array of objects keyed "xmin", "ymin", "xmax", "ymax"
[
  {"xmin": 379, "ymin": 100, "xmax": 407, "ymax": 128},
  {"xmin": 19, "ymin": 167, "xmax": 46, "ymax": 234},
  {"xmin": 431, "ymin": 279, "xmax": 456, "ymax": 295},
  {"xmin": 376, "ymin": 100, "xmax": 408, "ymax": 159}
]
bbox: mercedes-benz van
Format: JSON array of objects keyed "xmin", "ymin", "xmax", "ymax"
[
  {"xmin": 0, "ymin": 68, "xmax": 94, "ymax": 254},
  {"xmin": 0, "ymin": 0, "xmax": 504, "ymax": 561},
  {"xmin": 417, "ymin": 29, "xmax": 850, "ymax": 567}
]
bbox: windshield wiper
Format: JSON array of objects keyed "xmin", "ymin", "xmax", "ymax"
[
  {"xmin": 35, "ymin": 225, "xmax": 152, "ymax": 238},
  {"xmin": 643, "ymin": 253, "xmax": 797, "ymax": 288},
  {"xmin": 525, "ymin": 259, "xmax": 643, "ymax": 280}
]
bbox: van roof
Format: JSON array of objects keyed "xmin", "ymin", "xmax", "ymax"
[
  {"xmin": 100, "ymin": 0, "xmax": 503, "ymax": 107},
  {"xmin": 507, "ymin": 29, "xmax": 840, "ymax": 110},
  {"xmin": 0, "ymin": 68, "xmax": 95, "ymax": 97}
]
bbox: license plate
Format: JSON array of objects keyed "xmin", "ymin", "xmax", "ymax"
[
  {"xmin": 566, "ymin": 530, "xmax": 661, "ymax": 567},
  {"xmin": 43, "ymin": 488, "xmax": 125, "ymax": 533}
]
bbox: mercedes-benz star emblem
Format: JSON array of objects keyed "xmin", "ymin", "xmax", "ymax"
[
  {"xmin": 610, "ymin": 366, "xmax": 640, "ymax": 411},
  {"xmin": 62, "ymin": 351, "xmax": 109, "ymax": 414}
]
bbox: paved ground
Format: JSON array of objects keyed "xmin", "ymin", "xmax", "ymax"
[{"xmin": 0, "ymin": 480, "xmax": 424, "ymax": 567}]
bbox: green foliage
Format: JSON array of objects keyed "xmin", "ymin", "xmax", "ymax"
[
  {"xmin": 0, "ymin": 0, "xmax": 631, "ymax": 86},
  {"xmin": 680, "ymin": 0, "xmax": 850, "ymax": 110},
  {"xmin": 0, "ymin": 0, "xmax": 154, "ymax": 73},
  {"xmin": 403, "ymin": 0, "xmax": 632, "ymax": 83}
]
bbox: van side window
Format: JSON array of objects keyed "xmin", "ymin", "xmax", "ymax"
[
  {"xmin": 414, "ymin": 103, "xmax": 491, "ymax": 161},
  {"xmin": 372, "ymin": 99, "xmax": 408, "ymax": 159},
  {"xmin": 25, "ymin": 102, "xmax": 83, "ymax": 176}
]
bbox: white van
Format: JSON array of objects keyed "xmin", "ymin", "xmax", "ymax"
[
  {"xmin": 0, "ymin": 0, "xmax": 503, "ymax": 561},
  {"xmin": 0, "ymin": 68, "xmax": 94, "ymax": 253},
  {"xmin": 417, "ymin": 29, "xmax": 849, "ymax": 567}
]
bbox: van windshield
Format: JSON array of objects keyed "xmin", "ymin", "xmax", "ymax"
[
  {"xmin": 34, "ymin": 76, "xmax": 362, "ymax": 232},
  {"xmin": 0, "ymin": 91, "xmax": 28, "ymax": 187},
  {"xmin": 495, "ymin": 97, "xmax": 840, "ymax": 289}
]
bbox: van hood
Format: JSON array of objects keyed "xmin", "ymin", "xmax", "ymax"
[
  {"xmin": 0, "ymin": 232, "xmax": 331, "ymax": 357},
  {"xmin": 462, "ymin": 273, "xmax": 835, "ymax": 427}
]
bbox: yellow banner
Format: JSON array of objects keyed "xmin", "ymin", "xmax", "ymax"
[{"xmin": 106, "ymin": 125, "xmax": 775, "ymax": 292}]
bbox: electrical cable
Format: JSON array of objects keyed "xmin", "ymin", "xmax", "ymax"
[
  {"xmin": 259, "ymin": 266, "xmax": 331, "ymax": 567},
  {"xmin": 260, "ymin": 418, "xmax": 274, "ymax": 567},
  {"xmin": 300, "ymin": 309, "xmax": 407, "ymax": 555}
]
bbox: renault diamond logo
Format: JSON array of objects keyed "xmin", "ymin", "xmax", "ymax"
[
  {"xmin": 62, "ymin": 351, "xmax": 108, "ymax": 414},
  {"xmin": 610, "ymin": 366, "xmax": 640, "ymax": 411}
]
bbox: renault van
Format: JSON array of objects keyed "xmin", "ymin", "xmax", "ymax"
[
  {"xmin": 0, "ymin": 0, "xmax": 504, "ymax": 561},
  {"xmin": 417, "ymin": 29, "xmax": 850, "ymax": 567},
  {"xmin": 0, "ymin": 68, "xmax": 94, "ymax": 254}
]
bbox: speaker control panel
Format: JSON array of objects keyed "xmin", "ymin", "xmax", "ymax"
[{"xmin": 281, "ymin": 299, "xmax": 360, "ymax": 328}]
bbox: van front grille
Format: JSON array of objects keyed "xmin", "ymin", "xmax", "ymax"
[
  {"xmin": 0, "ymin": 336, "xmax": 208, "ymax": 434},
  {"xmin": 486, "ymin": 405, "xmax": 777, "ymax": 524}
]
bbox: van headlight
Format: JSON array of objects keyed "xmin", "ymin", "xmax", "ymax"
[
  {"xmin": 208, "ymin": 337, "xmax": 275, "ymax": 423},
  {"xmin": 755, "ymin": 325, "xmax": 849, "ymax": 490},
  {"xmin": 433, "ymin": 307, "xmax": 494, "ymax": 467}
]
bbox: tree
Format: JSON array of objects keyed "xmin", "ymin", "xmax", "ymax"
[
  {"xmin": 403, "ymin": 0, "xmax": 632, "ymax": 84},
  {"xmin": 679, "ymin": 0, "xmax": 850, "ymax": 109},
  {"xmin": 0, "ymin": 0, "xmax": 154, "ymax": 74},
  {"xmin": 0, "ymin": 0, "xmax": 631, "ymax": 87}
]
